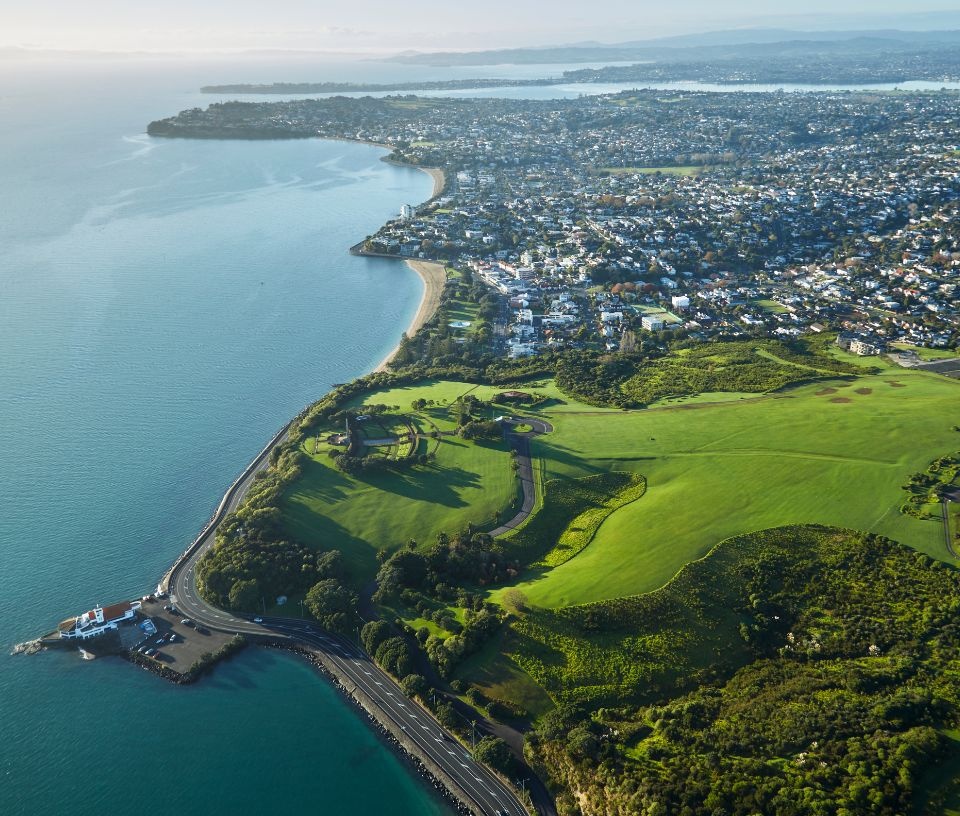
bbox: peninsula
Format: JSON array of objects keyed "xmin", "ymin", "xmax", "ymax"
[{"xmin": 142, "ymin": 80, "xmax": 960, "ymax": 814}]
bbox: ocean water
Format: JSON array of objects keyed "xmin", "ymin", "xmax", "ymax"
[{"xmin": 0, "ymin": 59, "xmax": 448, "ymax": 815}]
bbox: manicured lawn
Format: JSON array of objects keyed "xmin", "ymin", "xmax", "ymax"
[
  {"xmin": 495, "ymin": 367, "xmax": 960, "ymax": 608},
  {"xmin": 280, "ymin": 415, "xmax": 518, "ymax": 585},
  {"xmin": 354, "ymin": 379, "xmax": 500, "ymax": 418},
  {"xmin": 508, "ymin": 378, "xmax": 623, "ymax": 414},
  {"xmin": 753, "ymin": 298, "xmax": 789, "ymax": 314}
]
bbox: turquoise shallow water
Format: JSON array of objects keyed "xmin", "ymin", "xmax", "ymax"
[{"xmin": 0, "ymin": 60, "xmax": 448, "ymax": 815}]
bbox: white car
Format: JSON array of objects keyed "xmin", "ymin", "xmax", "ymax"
[{"xmin": 253, "ymin": 617, "xmax": 263, "ymax": 624}]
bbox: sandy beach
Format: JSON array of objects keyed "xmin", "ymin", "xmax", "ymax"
[
  {"xmin": 374, "ymin": 259, "xmax": 447, "ymax": 372},
  {"xmin": 423, "ymin": 167, "xmax": 446, "ymax": 198}
]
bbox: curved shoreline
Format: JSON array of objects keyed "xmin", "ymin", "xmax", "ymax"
[
  {"xmin": 329, "ymin": 137, "xmax": 447, "ymax": 372},
  {"xmin": 375, "ymin": 259, "xmax": 447, "ymax": 372}
]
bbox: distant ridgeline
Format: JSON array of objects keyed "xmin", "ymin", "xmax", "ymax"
[
  {"xmin": 382, "ymin": 31, "xmax": 960, "ymax": 83},
  {"xmin": 200, "ymin": 32, "xmax": 960, "ymax": 96},
  {"xmin": 200, "ymin": 78, "xmax": 562, "ymax": 94}
]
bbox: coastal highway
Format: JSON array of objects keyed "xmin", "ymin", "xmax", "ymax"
[{"xmin": 166, "ymin": 436, "xmax": 529, "ymax": 815}]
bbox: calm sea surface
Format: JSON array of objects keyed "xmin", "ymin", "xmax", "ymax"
[{"xmin": 0, "ymin": 58, "xmax": 446, "ymax": 816}]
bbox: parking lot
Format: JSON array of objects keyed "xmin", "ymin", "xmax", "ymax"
[{"xmin": 134, "ymin": 595, "xmax": 237, "ymax": 676}]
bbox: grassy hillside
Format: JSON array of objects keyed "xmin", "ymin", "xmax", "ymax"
[
  {"xmin": 510, "ymin": 525, "xmax": 955, "ymax": 706},
  {"xmin": 501, "ymin": 364, "xmax": 960, "ymax": 608},
  {"xmin": 280, "ymin": 416, "xmax": 517, "ymax": 585}
]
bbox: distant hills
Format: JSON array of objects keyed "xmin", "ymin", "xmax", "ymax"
[{"xmin": 387, "ymin": 28, "xmax": 960, "ymax": 66}]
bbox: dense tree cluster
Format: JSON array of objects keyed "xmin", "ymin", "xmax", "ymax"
[
  {"xmin": 374, "ymin": 529, "xmax": 520, "ymax": 604},
  {"xmin": 473, "ymin": 736, "xmax": 516, "ymax": 776}
]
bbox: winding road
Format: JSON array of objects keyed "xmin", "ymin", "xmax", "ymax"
[
  {"xmin": 165, "ymin": 423, "xmax": 529, "ymax": 816},
  {"xmin": 490, "ymin": 417, "xmax": 553, "ymax": 537}
]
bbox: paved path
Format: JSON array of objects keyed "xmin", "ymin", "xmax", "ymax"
[
  {"xmin": 489, "ymin": 418, "xmax": 553, "ymax": 537},
  {"xmin": 166, "ymin": 432, "xmax": 528, "ymax": 816},
  {"xmin": 942, "ymin": 500, "xmax": 957, "ymax": 558}
]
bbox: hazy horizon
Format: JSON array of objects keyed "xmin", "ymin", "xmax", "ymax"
[{"xmin": 3, "ymin": 1, "xmax": 960, "ymax": 56}]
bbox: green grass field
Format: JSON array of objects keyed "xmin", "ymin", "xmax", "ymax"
[
  {"xmin": 453, "ymin": 630, "xmax": 555, "ymax": 718},
  {"xmin": 753, "ymin": 298, "xmax": 790, "ymax": 314},
  {"xmin": 495, "ymin": 366, "xmax": 960, "ymax": 608},
  {"xmin": 280, "ymin": 408, "xmax": 518, "ymax": 584}
]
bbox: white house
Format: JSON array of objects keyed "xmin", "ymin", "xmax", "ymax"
[{"xmin": 58, "ymin": 600, "xmax": 142, "ymax": 640}]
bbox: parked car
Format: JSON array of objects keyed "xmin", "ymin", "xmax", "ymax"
[{"xmin": 180, "ymin": 619, "xmax": 193, "ymax": 627}]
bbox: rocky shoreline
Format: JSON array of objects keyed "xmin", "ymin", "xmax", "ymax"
[{"xmin": 265, "ymin": 641, "xmax": 483, "ymax": 816}]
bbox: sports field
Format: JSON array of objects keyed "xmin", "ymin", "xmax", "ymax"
[{"xmin": 499, "ymin": 364, "xmax": 960, "ymax": 608}]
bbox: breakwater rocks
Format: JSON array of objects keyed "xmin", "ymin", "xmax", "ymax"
[
  {"xmin": 268, "ymin": 642, "xmax": 480, "ymax": 816},
  {"xmin": 11, "ymin": 639, "xmax": 45, "ymax": 656},
  {"xmin": 126, "ymin": 649, "xmax": 194, "ymax": 684},
  {"xmin": 126, "ymin": 634, "xmax": 249, "ymax": 685}
]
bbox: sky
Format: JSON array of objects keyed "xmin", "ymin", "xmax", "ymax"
[{"xmin": 1, "ymin": 0, "xmax": 957, "ymax": 54}]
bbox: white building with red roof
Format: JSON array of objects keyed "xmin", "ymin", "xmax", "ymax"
[{"xmin": 58, "ymin": 600, "xmax": 142, "ymax": 640}]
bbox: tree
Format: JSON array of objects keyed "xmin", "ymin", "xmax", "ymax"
[
  {"xmin": 305, "ymin": 578, "xmax": 357, "ymax": 630},
  {"xmin": 361, "ymin": 620, "xmax": 391, "ymax": 654},
  {"xmin": 474, "ymin": 736, "xmax": 514, "ymax": 775},
  {"xmin": 374, "ymin": 636, "xmax": 414, "ymax": 677},
  {"xmin": 436, "ymin": 702, "xmax": 459, "ymax": 729},
  {"xmin": 400, "ymin": 673, "xmax": 428, "ymax": 698},
  {"xmin": 502, "ymin": 588, "xmax": 530, "ymax": 615},
  {"xmin": 228, "ymin": 578, "xmax": 260, "ymax": 611}
]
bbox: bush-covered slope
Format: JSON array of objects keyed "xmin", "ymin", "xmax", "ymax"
[{"xmin": 519, "ymin": 525, "xmax": 960, "ymax": 815}]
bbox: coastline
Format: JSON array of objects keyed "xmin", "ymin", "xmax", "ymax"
[
  {"xmin": 323, "ymin": 134, "xmax": 446, "ymax": 199},
  {"xmin": 374, "ymin": 259, "xmax": 447, "ymax": 372},
  {"xmin": 424, "ymin": 166, "xmax": 446, "ymax": 198}
]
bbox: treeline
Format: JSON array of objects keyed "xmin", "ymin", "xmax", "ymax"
[
  {"xmin": 390, "ymin": 273, "xmax": 500, "ymax": 369},
  {"xmin": 195, "ymin": 439, "xmax": 315, "ymax": 610},
  {"xmin": 359, "ymin": 619, "xmax": 519, "ymax": 778}
]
